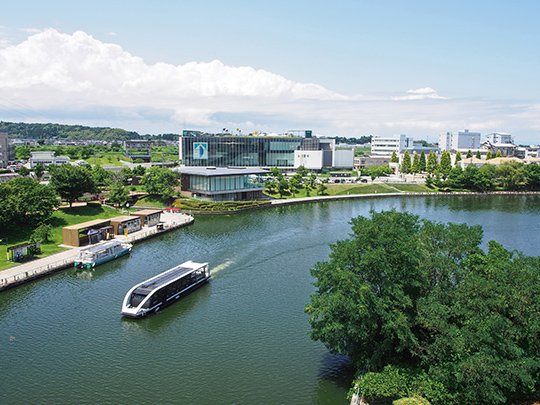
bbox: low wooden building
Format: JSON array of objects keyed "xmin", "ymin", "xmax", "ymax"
[
  {"xmin": 62, "ymin": 219, "xmax": 113, "ymax": 247},
  {"xmin": 130, "ymin": 209, "xmax": 162, "ymax": 227},
  {"xmin": 109, "ymin": 216, "xmax": 142, "ymax": 235}
]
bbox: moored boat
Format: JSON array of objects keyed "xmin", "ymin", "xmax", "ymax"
[
  {"xmin": 121, "ymin": 261, "xmax": 210, "ymax": 318},
  {"xmin": 74, "ymin": 240, "xmax": 132, "ymax": 269}
]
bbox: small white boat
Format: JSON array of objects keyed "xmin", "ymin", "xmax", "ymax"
[
  {"xmin": 121, "ymin": 261, "xmax": 210, "ymax": 318},
  {"xmin": 74, "ymin": 240, "xmax": 132, "ymax": 269}
]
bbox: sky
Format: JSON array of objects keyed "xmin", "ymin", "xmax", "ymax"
[{"xmin": 1, "ymin": 0, "xmax": 539, "ymax": 144}]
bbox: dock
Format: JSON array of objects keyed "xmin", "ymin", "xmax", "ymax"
[{"xmin": 0, "ymin": 212, "xmax": 194, "ymax": 291}]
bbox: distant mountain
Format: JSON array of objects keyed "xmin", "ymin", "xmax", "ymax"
[{"xmin": 0, "ymin": 121, "xmax": 142, "ymax": 141}]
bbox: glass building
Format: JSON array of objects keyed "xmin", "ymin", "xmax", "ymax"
[
  {"xmin": 176, "ymin": 167, "xmax": 269, "ymax": 202},
  {"xmin": 180, "ymin": 136, "xmax": 303, "ymax": 168}
]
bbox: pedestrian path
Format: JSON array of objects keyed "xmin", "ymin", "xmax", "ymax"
[{"xmin": 0, "ymin": 212, "xmax": 194, "ymax": 291}]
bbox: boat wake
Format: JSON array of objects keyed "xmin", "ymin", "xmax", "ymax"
[{"xmin": 209, "ymin": 260, "xmax": 234, "ymax": 278}]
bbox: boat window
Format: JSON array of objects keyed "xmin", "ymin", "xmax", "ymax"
[{"xmin": 130, "ymin": 293, "xmax": 147, "ymax": 307}]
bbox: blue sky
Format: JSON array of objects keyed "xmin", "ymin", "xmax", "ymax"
[{"xmin": 1, "ymin": 0, "xmax": 539, "ymax": 143}]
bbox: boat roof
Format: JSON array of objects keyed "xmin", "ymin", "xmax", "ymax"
[
  {"xmin": 80, "ymin": 240, "xmax": 129, "ymax": 254},
  {"xmin": 134, "ymin": 261, "xmax": 207, "ymax": 295}
]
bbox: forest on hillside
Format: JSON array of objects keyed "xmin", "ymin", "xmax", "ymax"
[{"xmin": 0, "ymin": 121, "xmax": 181, "ymax": 141}]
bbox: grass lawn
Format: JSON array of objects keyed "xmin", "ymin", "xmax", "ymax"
[
  {"xmin": 0, "ymin": 203, "xmax": 121, "ymax": 271},
  {"xmin": 132, "ymin": 194, "xmax": 170, "ymax": 208},
  {"xmin": 390, "ymin": 183, "xmax": 438, "ymax": 193},
  {"xmin": 83, "ymin": 152, "xmax": 131, "ymax": 166},
  {"xmin": 325, "ymin": 183, "xmax": 398, "ymax": 195}
]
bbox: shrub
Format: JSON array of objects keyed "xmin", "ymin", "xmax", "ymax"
[{"xmin": 393, "ymin": 396, "xmax": 431, "ymax": 405}]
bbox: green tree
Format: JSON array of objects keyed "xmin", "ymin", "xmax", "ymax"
[
  {"xmin": 391, "ymin": 150, "xmax": 399, "ymax": 163},
  {"xmin": 486, "ymin": 150, "xmax": 493, "ymax": 160},
  {"xmin": 466, "ymin": 150, "xmax": 472, "ymax": 159},
  {"xmin": 306, "ymin": 210, "xmax": 540, "ymax": 405},
  {"xmin": 418, "ymin": 151, "xmax": 426, "ymax": 172},
  {"xmin": 132, "ymin": 165, "xmax": 146, "ymax": 176},
  {"xmin": 107, "ymin": 180, "xmax": 129, "ymax": 207},
  {"xmin": 401, "ymin": 150, "xmax": 411, "ymax": 173},
  {"xmin": 475, "ymin": 150, "xmax": 481, "ymax": 159},
  {"xmin": 18, "ymin": 166, "xmax": 30, "ymax": 177},
  {"xmin": 455, "ymin": 150, "xmax": 462, "ymax": 164},
  {"xmin": 33, "ymin": 163, "xmax": 45, "ymax": 180},
  {"xmin": 525, "ymin": 163, "xmax": 540, "ymax": 190},
  {"xmin": 92, "ymin": 164, "xmax": 111, "ymax": 186},
  {"xmin": 496, "ymin": 161, "xmax": 525, "ymax": 190},
  {"xmin": 0, "ymin": 177, "xmax": 59, "ymax": 228},
  {"xmin": 317, "ymin": 179, "xmax": 328, "ymax": 195},
  {"xmin": 49, "ymin": 164, "xmax": 97, "ymax": 207},
  {"xmin": 495, "ymin": 149, "xmax": 502, "ymax": 158},
  {"xmin": 142, "ymin": 167, "xmax": 178, "ymax": 200},
  {"xmin": 426, "ymin": 152, "xmax": 438, "ymax": 173},
  {"xmin": 438, "ymin": 151, "xmax": 452, "ymax": 173},
  {"xmin": 277, "ymin": 179, "xmax": 289, "ymax": 198},
  {"xmin": 411, "ymin": 153, "xmax": 419, "ymax": 173}
]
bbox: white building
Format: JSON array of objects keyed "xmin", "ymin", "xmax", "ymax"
[
  {"xmin": 370, "ymin": 134, "xmax": 412, "ymax": 155},
  {"xmin": 29, "ymin": 151, "xmax": 71, "ymax": 168},
  {"xmin": 485, "ymin": 132, "xmax": 513, "ymax": 144},
  {"xmin": 439, "ymin": 129, "xmax": 481, "ymax": 151}
]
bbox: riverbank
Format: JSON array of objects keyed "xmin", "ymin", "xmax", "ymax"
[{"xmin": 0, "ymin": 212, "xmax": 194, "ymax": 291}]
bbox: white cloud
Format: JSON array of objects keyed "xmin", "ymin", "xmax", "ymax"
[{"xmin": 0, "ymin": 29, "xmax": 538, "ymax": 143}]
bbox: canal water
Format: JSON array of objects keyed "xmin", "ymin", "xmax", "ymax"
[{"xmin": 1, "ymin": 195, "xmax": 539, "ymax": 404}]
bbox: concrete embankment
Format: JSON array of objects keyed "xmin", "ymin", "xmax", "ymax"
[{"xmin": 0, "ymin": 212, "xmax": 194, "ymax": 292}]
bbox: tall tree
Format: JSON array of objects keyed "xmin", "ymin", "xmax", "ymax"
[
  {"xmin": 107, "ymin": 180, "xmax": 129, "ymax": 207},
  {"xmin": 455, "ymin": 150, "xmax": 462, "ymax": 164},
  {"xmin": 401, "ymin": 150, "xmax": 411, "ymax": 173},
  {"xmin": 439, "ymin": 151, "xmax": 452, "ymax": 173},
  {"xmin": 411, "ymin": 153, "xmax": 419, "ymax": 173},
  {"xmin": 466, "ymin": 150, "xmax": 473, "ymax": 159},
  {"xmin": 426, "ymin": 152, "xmax": 438, "ymax": 173},
  {"xmin": 391, "ymin": 150, "xmax": 399, "ymax": 163},
  {"xmin": 496, "ymin": 149, "xmax": 502, "ymax": 158},
  {"xmin": 476, "ymin": 150, "xmax": 481, "ymax": 159},
  {"xmin": 49, "ymin": 164, "xmax": 97, "ymax": 207},
  {"xmin": 418, "ymin": 151, "xmax": 426, "ymax": 172},
  {"xmin": 486, "ymin": 150, "xmax": 493, "ymax": 160}
]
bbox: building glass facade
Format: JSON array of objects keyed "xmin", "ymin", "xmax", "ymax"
[{"xmin": 180, "ymin": 136, "xmax": 303, "ymax": 167}]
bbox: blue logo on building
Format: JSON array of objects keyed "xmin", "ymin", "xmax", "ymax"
[{"xmin": 193, "ymin": 142, "xmax": 208, "ymax": 159}]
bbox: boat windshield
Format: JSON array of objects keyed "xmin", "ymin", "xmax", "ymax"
[
  {"xmin": 130, "ymin": 293, "xmax": 147, "ymax": 307},
  {"xmin": 78, "ymin": 251, "xmax": 95, "ymax": 261}
]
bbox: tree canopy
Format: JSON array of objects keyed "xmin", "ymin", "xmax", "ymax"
[
  {"xmin": 141, "ymin": 167, "xmax": 178, "ymax": 199},
  {"xmin": 0, "ymin": 177, "xmax": 59, "ymax": 228},
  {"xmin": 49, "ymin": 164, "xmax": 97, "ymax": 207},
  {"xmin": 306, "ymin": 210, "xmax": 540, "ymax": 404}
]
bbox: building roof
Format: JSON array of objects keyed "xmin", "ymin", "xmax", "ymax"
[
  {"xmin": 485, "ymin": 157, "xmax": 522, "ymax": 165},
  {"xmin": 175, "ymin": 167, "xmax": 270, "ymax": 177},
  {"xmin": 461, "ymin": 157, "xmax": 486, "ymax": 165},
  {"xmin": 63, "ymin": 219, "xmax": 111, "ymax": 230},
  {"xmin": 109, "ymin": 215, "xmax": 140, "ymax": 223},
  {"xmin": 131, "ymin": 209, "xmax": 163, "ymax": 216}
]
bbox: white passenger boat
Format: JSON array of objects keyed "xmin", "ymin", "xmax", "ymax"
[
  {"xmin": 74, "ymin": 240, "xmax": 132, "ymax": 269},
  {"xmin": 121, "ymin": 261, "xmax": 210, "ymax": 318}
]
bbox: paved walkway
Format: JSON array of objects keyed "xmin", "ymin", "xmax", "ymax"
[{"xmin": 0, "ymin": 212, "xmax": 194, "ymax": 291}]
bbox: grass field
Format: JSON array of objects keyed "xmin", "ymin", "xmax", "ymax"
[
  {"xmin": 83, "ymin": 153, "xmax": 131, "ymax": 166},
  {"xmin": 0, "ymin": 204, "xmax": 121, "ymax": 271},
  {"xmin": 390, "ymin": 183, "xmax": 437, "ymax": 193}
]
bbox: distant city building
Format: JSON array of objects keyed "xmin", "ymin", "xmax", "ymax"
[
  {"xmin": 179, "ymin": 133, "xmax": 353, "ymax": 171},
  {"xmin": 438, "ymin": 129, "xmax": 481, "ymax": 151},
  {"xmin": 29, "ymin": 151, "xmax": 70, "ymax": 168},
  {"xmin": 485, "ymin": 132, "xmax": 513, "ymax": 144},
  {"xmin": 370, "ymin": 135, "xmax": 412, "ymax": 155},
  {"xmin": 124, "ymin": 140, "xmax": 152, "ymax": 162},
  {"xmin": 0, "ymin": 132, "xmax": 16, "ymax": 168}
]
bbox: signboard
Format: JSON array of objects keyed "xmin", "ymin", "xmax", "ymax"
[{"xmin": 193, "ymin": 142, "xmax": 208, "ymax": 159}]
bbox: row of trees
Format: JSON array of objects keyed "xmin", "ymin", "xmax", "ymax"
[
  {"xmin": 427, "ymin": 161, "xmax": 540, "ymax": 191},
  {"xmin": 265, "ymin": 166, "xmax": 327, "ymax": 198},
  {"xmin": 396, "ymin": 149, "xmax": 506, "ymax": 175},
  {"xmin": 1, "ymin": 122, "xmax": 140, "ymax": 141},
  {"xmin": 306, "ymin": 210, "xmax": 540, "ymax": 404}
]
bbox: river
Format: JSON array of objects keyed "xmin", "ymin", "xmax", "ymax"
[{"xmin": 1, "ymin": 194, "xmax": 539, "ymax": 404}]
